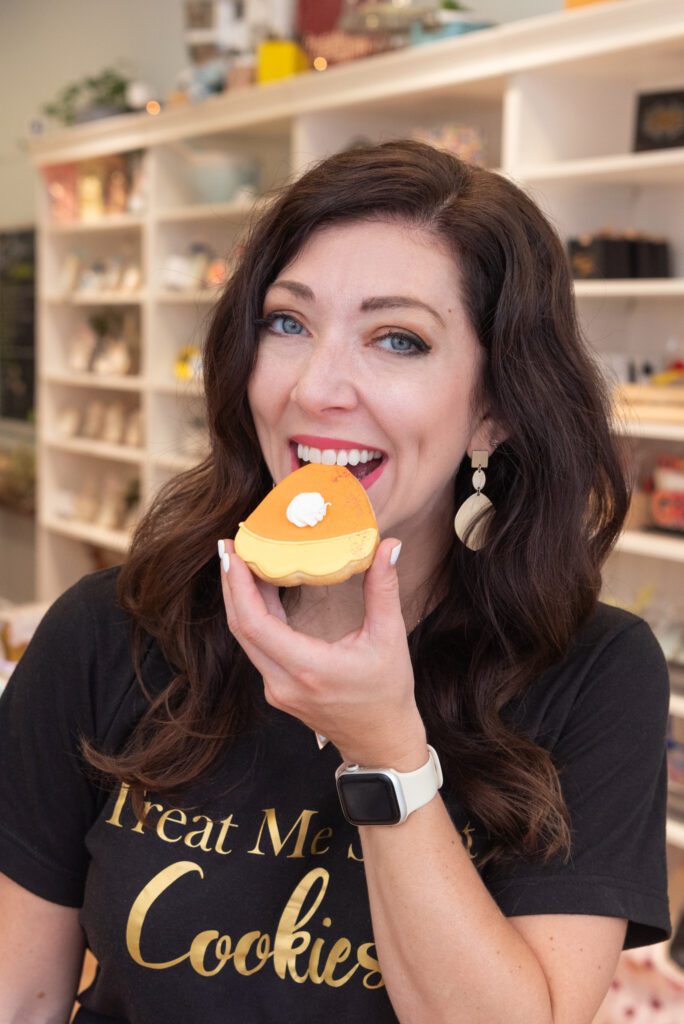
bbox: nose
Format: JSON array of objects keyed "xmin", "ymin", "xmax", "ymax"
[{"xmin": 289, "ymin": 335, "xmax": 359, "ymax": 414}]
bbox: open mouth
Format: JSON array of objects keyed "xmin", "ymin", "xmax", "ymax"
[{"xmin": 289, "ymin": 442, "xmax": 387, "ymax": 488}]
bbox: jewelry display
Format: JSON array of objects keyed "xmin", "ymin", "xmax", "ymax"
[
  {"xmin": 123, "ymin": 408, "xmax": 143, "ymax": 448},
  {"xmin": 91, "ymin": 337, "xmax": 133, "ymax": 376},
  {"xmin": 95, "ymin": 475, "xmax": 128, "ymax": 530},
  {"xmin": 72, "ymin": 478, "xmax": 100, "ymax": 523},
  {"xmin": 56, "ymin": 406, "xmax": 82, "ymax": 437},
  {"xmin": 102, "ymin": 402, "xmax": 127, "ymax": 445},
  {"xmin": 454, "ymin": 444, "xmax": 498, "ymax": 551},
  {"xmin": 82, "ymin": 399, "xmax": 107, "ymax": 439},
  {"xmin": 57, "ymin": 249, "xmax": 143, "ymax": 298}
]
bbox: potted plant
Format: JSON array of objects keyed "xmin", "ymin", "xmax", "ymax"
[{"xmin": 42, "ymin": 68, "xmax": 134, "ymax": 126}]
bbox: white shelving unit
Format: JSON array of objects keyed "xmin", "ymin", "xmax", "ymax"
[{"xmin": 27, "ymin": 0, "xmax": 684, "ymax": 864}]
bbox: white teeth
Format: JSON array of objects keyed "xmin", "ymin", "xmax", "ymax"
[{"xmin": 294, "ymin": 443, "xmax": 383, "ymax": 467}]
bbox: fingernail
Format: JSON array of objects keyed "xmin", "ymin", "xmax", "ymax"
[
  {"xmin": 389, "ymin": 543, "xmax": 402, "ymax": 566},
  {"xmin": 222, "ymin": 552, "xmax": 230, "ymax": 574},
  {"xmin": 218, "ymin": 539, "xmax": 225, "ymax": 559}
]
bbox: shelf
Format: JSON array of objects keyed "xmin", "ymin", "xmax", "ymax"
[
  {"xmin": 153, "ymin": 453, "xmax": 201, "ymax": 472},
  {"xmin": 615, "ymin": 530, "xmax": 684, "ymax": 562},
  {"xmin": 43, "ymin": 292, "xmax": 146, "ymax": 306},
  {"xmin": 43, "ymin": 371, "xmax": 144, "ymax": 392},
  {"xmin": 574, "ymin": 279, "xmax": 684, "ymax": 299},
  {"xmin": 155, "ymin": 289, "xmax": 221, "ymax": 304},
  {"xmin": 42, "ymin": 515, "xmax": 131, "ymax": 553},
  {"xmin": 152, "ymin": 380, "xmax": 203, "ymax": 397},
  {"xmin": 671, "ymin": 692, "xmax": 684, "ymax": 719},
  {"xmin": 156, "ymin": 200, "xmax": 254, "ymax": 223},
  {"xmin": 26, "ymin": 1, "xmax": 684, "ymax": 166},
  {"xmin": 667, "ymin": 816, "xmax": 684, "ymax": 851},
  {"xmin": 45, "ymin": 214, "xmax": 144, "ymax": 234},
  {"xmin": 612, "ymin": 418, "xmax": 684, "ymax": 442},
  {"xmin": 42, "ymin": 436, "xmax": 144, "ymax": 463},
  {"xmin": 517, "ymin": 147, "xmax": 684, "ymax": 186}
]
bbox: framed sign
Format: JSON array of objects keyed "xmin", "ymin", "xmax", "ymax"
[
  {"xmin": 0, "ymin": 229, "xmax": 35, "ymax": 423},
  {"xmin": 634, "ymin": 89, "xmax": 684, "ymax": 151}
]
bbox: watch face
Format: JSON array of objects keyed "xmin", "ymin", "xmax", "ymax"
[{"xmin": 336, "ymin": 772, "xmax": 402, "ymax": 825}]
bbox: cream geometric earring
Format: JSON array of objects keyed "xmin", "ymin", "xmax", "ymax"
[{"xmin": 454, "ymin": 446, "xmax": 496, "ymax": 551}]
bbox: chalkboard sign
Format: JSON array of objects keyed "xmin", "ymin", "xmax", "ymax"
[{"xmin": 0, "ymin": 229, "xmax": 35, "ymax": 423}]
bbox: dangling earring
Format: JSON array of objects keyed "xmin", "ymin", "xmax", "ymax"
[{"xmin": 454, "ymin": 445, "xmax": 497, "ymax": 551}]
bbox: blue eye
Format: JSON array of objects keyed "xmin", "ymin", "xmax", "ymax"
[
  {"xmin": 377, "ymin": 331, "xmax": 429, "ymax": 356},
  {"xmin": 259, "ymin": 313, "xmax": 305, "ymax": 336}
]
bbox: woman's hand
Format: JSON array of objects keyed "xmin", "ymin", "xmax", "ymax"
[{"xmin": 218, "ymin": 538, "xmax": 428, "ymax": 769}]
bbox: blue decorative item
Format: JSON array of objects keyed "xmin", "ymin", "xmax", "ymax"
[{"xmin": 409, "ymin": 17, "xmax": 492, "ymax": 45}]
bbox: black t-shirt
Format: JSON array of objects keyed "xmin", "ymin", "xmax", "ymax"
[{"xmin": 0, "ymin": 567, "xmax": 672, "ymax": 1023}]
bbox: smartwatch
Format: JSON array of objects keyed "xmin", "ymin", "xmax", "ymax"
[{"xmin": 335, "ymin": 745, "xmax": 443, "ymax": 826}]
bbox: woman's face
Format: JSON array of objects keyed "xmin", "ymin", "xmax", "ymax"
[{"xmin": 247, "ymin": 219, "xmax": 493, "ymax": 545}]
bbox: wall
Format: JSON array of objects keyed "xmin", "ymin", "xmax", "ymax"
[{"xmin": 0, "ymin": 0, "xmax": 187, "ymax": 228}]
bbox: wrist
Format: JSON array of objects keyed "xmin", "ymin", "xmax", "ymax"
[
  {"xmin": 335, "ymin": 742, "xmax": 443, "ymax": 827},
  {"xmin": 338, "ymin": 733, "xmax": 428, "ymax": 772}
]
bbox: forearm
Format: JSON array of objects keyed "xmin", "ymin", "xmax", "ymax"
[{"xmin": 359, "ymin": 793, "xmax": 554, "ymax": 1024}]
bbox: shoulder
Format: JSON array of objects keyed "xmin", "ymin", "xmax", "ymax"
[
  {"xmin": 8, "ymin": 566, "xmax": 160, "ymax": 749},
  {"xmin": 44, "ymin": 564, "xmax": 124, "ymax": 628},
  {"xmin": 568, "ymin": 601, "xmax": 668, "ymax": 697},
  {"xmin": 508, "ymin": 601, "xmax": 669, "ymax": 744}
]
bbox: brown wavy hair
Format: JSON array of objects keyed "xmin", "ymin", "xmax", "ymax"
[{"xmin": 82, "ymin": 140, "xmax": 631, "ymax": 868}]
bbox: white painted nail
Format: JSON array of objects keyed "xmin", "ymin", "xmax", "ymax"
[
  {"xmin": 218, "ymin": 539, "xmax": 225, "ymax": 559},
  {"xmin": 222, "ymin": 552, "xmax": 230, "ymax": 574},
  {"xmin": 389, "ymin": 543, "xmax": 402, "ymax": 566}
]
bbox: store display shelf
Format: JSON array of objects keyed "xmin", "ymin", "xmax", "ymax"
[
  {"xmin": 43, "ymin": 371, "xmax": 144, "ymax": 392},
  {"xmin": 574, "ymin": 280, "xmax": 684, "ymax": 299},
  {"xmin": 517, "ymin": 147, "xmax": 684, "ymax": 186},
  {"xmin": 671, "ymin": 692, "xmax": 684, "ymax": 719},
  {"xmin": 153, "ymin": 453, "xmax": 201, "ymax": 472},
  {"xmin": 155, "ymin": 289, "xmax": 221, "ymax": 304},
  {"xmin": 666, "ymin": 816, "xmax": 684, "ymax": 851},
  {"xmin": 667, "ymin": 688, "xmax": 684, "ymax": 720},
  {"xmin": 611, "ymin": 419, "xmax": 684, "ymax": 442},
  {"xmin": 42, "ymin": 435, "xmax": 144, "ymax": 463},
  {"xmin": 156, "ymin": 200, "xmax": 253, "ymax": 223},
  {"xmin": 615, "ymin": 530, "xmax": 684, "ymax": 562},
  {"xmin": 45, "ymin": 214, "xmax": 145, "ymax": 234},
  {"xmin": 152, "ymin": 379, "xmax": 203, "ymax": 397},
  {"xmin": 43, "ymin": 291, "xmax": 147, "ymax": 306},
  {"xmin": 42, "ymin": 515, "xmax": 131, "ymax": 553},
  {"xmin": 27, "ymin": 2, "xmax": 684, "ymax": 167}
]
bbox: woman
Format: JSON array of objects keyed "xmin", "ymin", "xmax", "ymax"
[{"xmin": 0, "ymin": 140, "xmax": 671, "ymax": 1023}]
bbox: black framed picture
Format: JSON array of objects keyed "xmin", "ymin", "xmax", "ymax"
[
  {"xmin": 634, "ymin": 89, "xmax": 684, "ymax": 151},
  {"xmin": 0, "ymin": 229, "xmax": 35, "ymax": 423}
]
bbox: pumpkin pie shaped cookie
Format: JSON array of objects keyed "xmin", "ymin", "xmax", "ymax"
[{"xmin": 235, "ymin": 463, "xmax": 379, "ymax": 586}]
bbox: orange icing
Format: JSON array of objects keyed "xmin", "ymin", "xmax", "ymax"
[{"xmin": 241, "ymin": 463, "xmax": 377, "ymax": 541}]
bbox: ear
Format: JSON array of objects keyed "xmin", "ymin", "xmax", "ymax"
[{"xmin": 466, "ymin": 412, "xmax": 508, "ymax": 459}]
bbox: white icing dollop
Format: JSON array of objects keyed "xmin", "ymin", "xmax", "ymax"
[{"xmin": 286, "ymin": 491, "xmax": 331, "ymax": 528}]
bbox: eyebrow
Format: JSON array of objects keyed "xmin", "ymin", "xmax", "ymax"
[{"xmin": 267, "ymin": 279, "xmax": 446, "ymax": 327}]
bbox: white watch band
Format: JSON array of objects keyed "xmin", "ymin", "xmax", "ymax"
[{"xmin": 393, "ymin": 744, "xmax": 443, "ymax": 817}]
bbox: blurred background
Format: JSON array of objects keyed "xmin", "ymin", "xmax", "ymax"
[{"xmin": 1, "ymin": 2, "xmax": 684, "ymax": 1018}]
